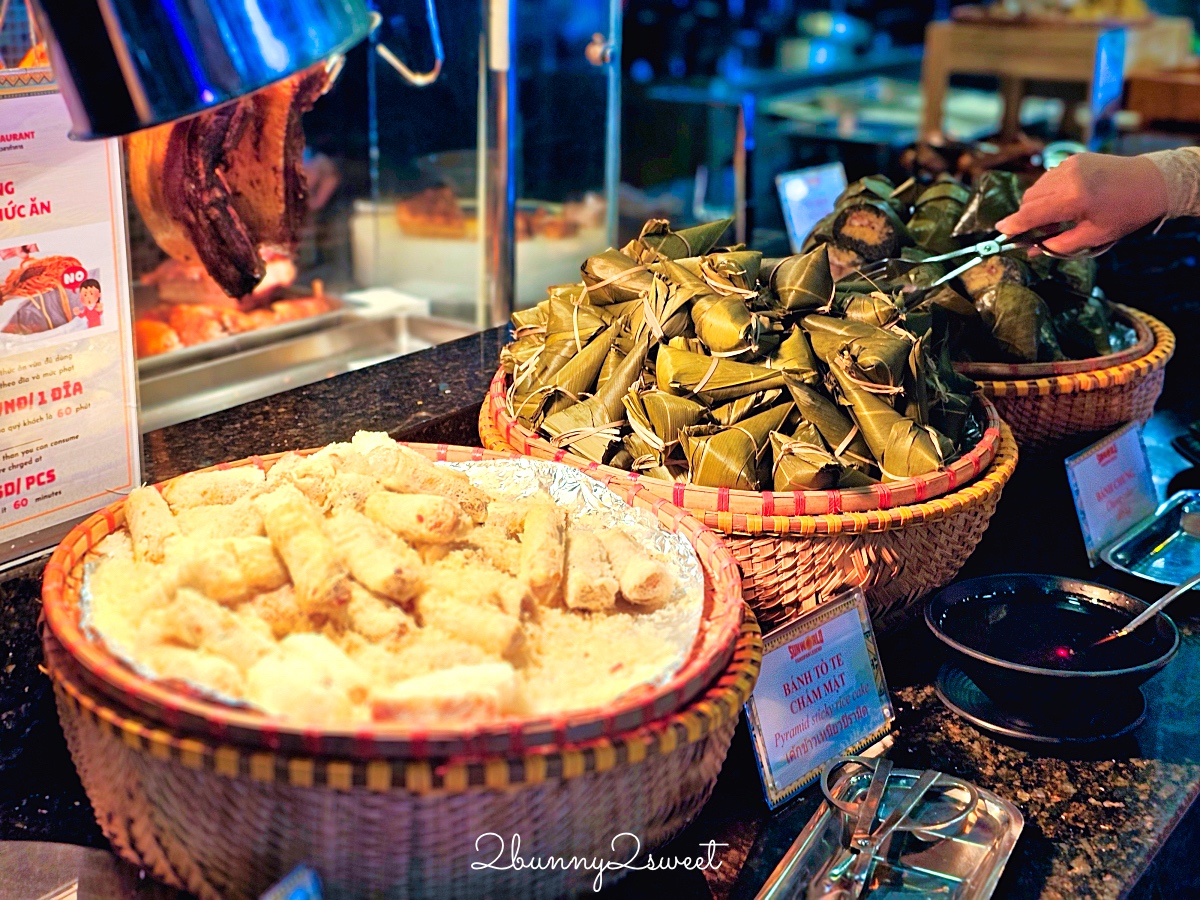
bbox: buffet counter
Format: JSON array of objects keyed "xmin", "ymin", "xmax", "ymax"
[{"xmin": 1, "ymin": 329, "xmax": 1198, "ymax": 899}]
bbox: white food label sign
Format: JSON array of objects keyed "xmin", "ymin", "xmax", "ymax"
[
  {"xmin": 1065, "ymin": 422, "xmax": 1157, "ymax": 565},
  {"xmin": 0, "ymin": 74, "xmax": 140, "ymax": 569},
  {"xmin": 745, "ymin": 589, "xmax": 894, "ymax": 809}
]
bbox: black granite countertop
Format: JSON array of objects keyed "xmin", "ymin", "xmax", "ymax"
[
  {"xmin": 3, "ymin": 327, "xmax": 1200, "ymax": 899},
  {"xmin": 613, "ymin": 411, "xmax": 1200, "ymax": 900}
]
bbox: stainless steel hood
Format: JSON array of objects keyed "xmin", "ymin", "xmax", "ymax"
[{"xmin": 33, "ymin": 0, "xmax": 372, "ymax": 139}]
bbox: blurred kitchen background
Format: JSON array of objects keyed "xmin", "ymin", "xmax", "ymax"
[{"xmin": 115, "ymin": 0, "xmax": 1200, "ymax": 424}]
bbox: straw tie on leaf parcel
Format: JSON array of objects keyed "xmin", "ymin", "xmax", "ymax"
[
  {"xmin": 770, "ymin": 433, "xmax": 842, "ymax": 491},
  {"xmin": 541, "ymin": 340, "xmax": 650, "ymax": 463}
]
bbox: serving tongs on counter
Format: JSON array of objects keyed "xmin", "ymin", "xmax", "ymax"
[
  {"xmin": 756, "ymin": 756, "xmax": 1020, "ymax": 900},
  {"xmin": 855, "ymin": 222, "xmax": 1114, "ymax": 287}
]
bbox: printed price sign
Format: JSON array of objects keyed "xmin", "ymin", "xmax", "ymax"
[
  {"xmin": 745, "ymin": 588, "xmax": 894, "ymax": 809},
  {"xmin": 0, "ymin": 71, "xmax": 140, "ymax": 569},
  {"xmin": 1065, "ymin": 422, "xmax": 1158, "ymax": 564}
]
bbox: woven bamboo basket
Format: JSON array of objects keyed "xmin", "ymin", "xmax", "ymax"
[
  {"xmin": 42, "ymin": 444, "xmax": 746, "ymax": 758},
  {"xmin": 481, "ymin": 397, "xmax": 1019, "ymax": 634},
  {"xmin": 44, "ymin": 620, "xmax": 761, "ymax": 900},
  {"xmin": 954, "ymin": 305, "xmax": 1174, "ymax": 450},
  {"xmin": 39, "ymin": 442, "xmax": 762, "ymax": 899}
]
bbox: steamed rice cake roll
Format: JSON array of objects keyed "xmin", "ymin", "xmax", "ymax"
[{"xmin": 364, "ymin": 492, "xmax": 470, "ymax": 544}]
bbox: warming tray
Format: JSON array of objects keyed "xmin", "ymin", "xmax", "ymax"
[
  {"xmin": 1101, "ymin": 490, "xmax": 1200, "ymax": 587},
  {"xmin": 137, "ymin": 312, "xmax": 478, "ymax": 432},
  {"xmin": 134, "ymin": 285, "xmax": 353, "ymax": 376}
]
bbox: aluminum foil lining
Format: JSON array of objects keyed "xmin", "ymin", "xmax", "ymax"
[{"xmin": 79, "ymin": 457, "xmax": 706, "ymax": 714}]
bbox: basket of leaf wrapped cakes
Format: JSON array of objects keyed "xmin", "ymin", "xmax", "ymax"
[
  {"xmin": 806, "ymin": 170, "xmax": 1175, "ymax": 450},
  {"xmin": 481, "ymin": 217, "xmax": 1018, "ymax": 632}
]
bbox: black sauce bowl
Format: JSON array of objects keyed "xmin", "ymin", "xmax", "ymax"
[{"xmin": 925, "ymin": 574, "xmax": 1179, "ymax": 720}]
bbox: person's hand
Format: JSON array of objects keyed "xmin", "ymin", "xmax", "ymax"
[{"xmin": 995, "ymin": 153, "xmax": 1169, "ymax": 255}]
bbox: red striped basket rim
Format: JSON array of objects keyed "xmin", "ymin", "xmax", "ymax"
[
  {"xmin": 484, "ymin": 409, "xmax": 1019, "ymax": 537},
  {"xmin": 965, "ymin": 306, "xmax": 1175, "ymax": 398},
  {"xmin": 40, "ymin": 444, "xmax": 747, "ymax": 760},
  {"xmin": 955, "ymin": 302, "xmax": 1155, "ymax": 379},
  {"xmin": 43, "ymin": 617, "xmax": 763, "ymax": 788},
  {"xmin": 485, "ymin": 368, "xmax": 1003, "ymax": 517}
]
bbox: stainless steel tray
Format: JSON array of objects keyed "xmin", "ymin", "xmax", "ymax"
[
  {"xmin": 1101, "ymin": 490, "xmax": 1200, "ymax": 587},
  {"xmin": 758, "ymin": 766, "xmax": 1023, "ymax": 899},
  {"xmin": 137, "ymin": 313, "xmax": 478, "ymax": 433},
  {"xmin": 134, "ymin": 284, "xmax": 353, "ymax": 376}
]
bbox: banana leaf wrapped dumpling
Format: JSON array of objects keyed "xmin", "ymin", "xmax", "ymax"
[
  {"xmin": 1039, "ymin": 283, "xmax": 1137, "ymax": 359},
  {"xmin": 511, "ymin": 304, "xmax": 547, "ymax": 334},
  {"xmin": 828, "ymin": 363, "xmax": 950, "ymax": 480},
  {"xmin": 623, "ymin": 217, "xmax": 734, "ymax": 263},
  {"xmin": 596, "ymin": 345, "xmax": 627, "ymax": 393},
  {"xmin": 907, "ymin": 179, "xmax": 970, "ymax": 255},
  {"xmin": 544, "ymin": 293, "xmax": 611, "ymax": 344},
  {"xmin": 922, "ymin": 307, "xmax": 981, "ymax": 444},
  {"xmin": 958, "ymin": 255, "xmax": 1029, "ymax": 300},
  {"xmin": 656, "ymin": 345, "xmax": 786, "ymax": 406},
  {"xmin": 774, "ymin": 419, "xmax": 877, "ymax": 489},
  {"xmin": 974, "ymin": 283, "xmax": 1065, "ymax": 363},
  {"xmin": 841, "ymin": 175, "xmax": 898, "ymax": 206},
  {"xmin": 623, "ymin": 388, "xmax": 707, "ymax": 478},
  {"xmin": 677, "ymin": 250, "xmax": 762, "ymax": 297},
  {"xmin": 625, "ymin": 389, "xmax": 708, "ymax": 448},
  {"xmin": 517, "ymin": 295, "xmax": 612, "ymax": 390},
  {"xmin": 1053, "ymin": 257, "xmax": 1097, "ymax": 296},
  {"xmin": 513, "ymin": 323, "xmax": 616, "ymax": 425},
  {"xmin": 952, "ymin": 170, "xmax": 1022, "ymax": 238},
  {"xmin": 884, "ymin": 418, "xmax": 957, "ymax": 479},
  {"xmin": 765, "ymin": 244, "xmax": 835, "ymax": 312},
  {"xmin": 690, "ymin": 292, "xmax": 760, "ymax": 355},
  {"xmin": 802, "ymin": 314, "xmax": 913, "ymax": 390},
  {"xmin": 831, "ymin": 198, "xmax": 910, "ymax": 263},
  {"xmin": 581, "ymin": 248, "xmax": 655, "ymax": 304},
  {"xmin": 782, "ymin": 374, "xmax": 875, "ymax": 475},
  {"xmin": 624, "ymin": 270, "xmax": 696, "ymax": 343},
  {"xmin": 770, "ymin": 325, "xmax": 821, "ymax": 385},
  {"xmin": 771, "ymin": 431, "xmax": 841, "ymax": 491},
  {"xmin": 712, "ymin": 389, "xmax": 785, "ymax": 426},
  {"xmin": 540, "ymin": 339, "xmax": 650, "ymax": 463},
  {"xmin": 501, "ymin": 332, "xmax": 545, "ymax": 374},
  {"xmin": 835, "ymin": 291, "xmax": 902, "ymax": 328},
  {"xmin": 679, "ymin": 402, "xmax": 793, "ymax": 490}
]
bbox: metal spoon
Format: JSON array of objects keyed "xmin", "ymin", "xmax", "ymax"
[{"xmin": 1094, "ymin": 506, "xmax": 1200, "ymax": 647}]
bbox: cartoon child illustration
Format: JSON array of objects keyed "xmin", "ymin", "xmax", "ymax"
[{"xmin": 77, "ymin": 278, "xmax": 103, "ymax": 328}]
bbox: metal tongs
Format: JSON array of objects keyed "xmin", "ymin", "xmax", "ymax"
[
  {"xmin": 757, "ymin": 756, "xmax": 979, "ymax": 900},
  {"xmin": 857, "ymin": 222, "xmax": 1115, "ymax": 287}
]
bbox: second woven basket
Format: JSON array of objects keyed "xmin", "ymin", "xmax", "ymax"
[{"xmin": 961, "ymin": 305, "xmax": 1174, "ymax": 451}]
